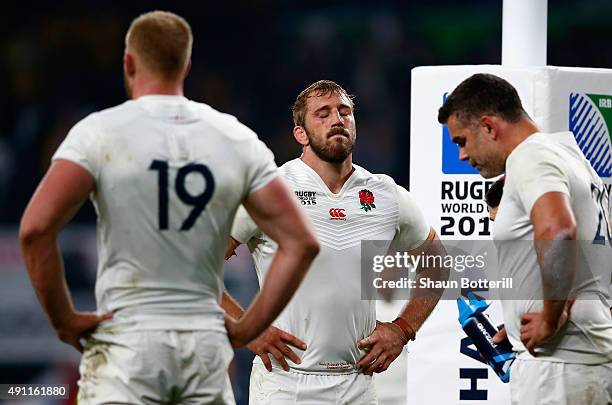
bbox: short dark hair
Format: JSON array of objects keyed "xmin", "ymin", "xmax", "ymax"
[
  {"xmin": 438, "ymin": 74, "xmax": 527, "ymax": 125},
  {"xmin": 292, "ymin": 80, "xmax": 355, "ymax": 127},
  {"xmin": 485, "ymin": 176, "xmax": 505, "ymax": 208}
]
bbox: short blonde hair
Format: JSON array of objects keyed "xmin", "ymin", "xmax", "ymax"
[
  {"xmin": 292, "ymin": 80, "xmax": 355, "ymax": 127},
  {"xmin": 126, "ymin": 11, "xmax": 193, "ymax": 80}
]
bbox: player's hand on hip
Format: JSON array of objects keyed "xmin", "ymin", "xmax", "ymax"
[
  {"xmin": 55, "ymin": 311, "xmax": 113, "ymax": 353},
  {"xmin": 519, "ymin": 301, "xmax": 573, "ymax": 355},
  {"xmin": 246, "ymin": 326, "xmax": 307, "ymax": 372},
  {"xmin": 356, "ymin": 320, "xmax": 406, "ymax": 374}
]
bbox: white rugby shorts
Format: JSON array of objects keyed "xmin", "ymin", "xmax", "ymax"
[
  {"xmin": 249, "ymin": 363, "xmax": 378, "ymax": 405},
  {"xmin": 510, "ymin": 358, "xmax": 612, "ymax": 405},
  {"xmin": 77, "ymin": 330, "xmax": 235, "ymax": 404}
]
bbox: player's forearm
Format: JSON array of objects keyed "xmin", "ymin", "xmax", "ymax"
[
  {"xmin": 542, "ymin": 300, "xmax": 568, "ymax": 326},
  {"xmin": 400, "ymin": 235, "xmax": 448, "ymax": 334},
  {"xmin": 238, "ymin": 241, "xmax": 318, "ymax": 343},
  {"xmin": 535, "ymin": 228, "xmax": 577, "ymax": 324},
  {"xmin": 20, "ymin": 232, "xmax": 75, "ymax": 329},
  {"xmin": 531, "ymin": 193, "xmax": 578, "ymax": 324},
  {"xmin": 221, "ymin": 289, "xmax": 246, "ymax": 319},
  {"xmin": 408, "ymin": 268, "xmax": 446, "ymax": 330},
  {"xmin": 399, "ymin": 297, "xmax": 439, "ymax": 334}
]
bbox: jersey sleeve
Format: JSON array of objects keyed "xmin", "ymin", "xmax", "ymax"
[
  {"xmin": 394, "ymin": 185, "xmax": 431, "ymax": 250},
  {"xmin": 509, "ymin": 144, "xmax": 570, "ymax": 216},
  {"xmin": 52, "ymin": 113, "xmax": 101, "ymax": 179},
  {"xmin": 244, "ymin": 137, "xmax": 279, "ymax": 195},
  {"xmin": 231, "ymin": 204, "xmax": 260, "ymax": 244}
]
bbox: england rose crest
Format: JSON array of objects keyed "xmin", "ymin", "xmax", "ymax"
[{"xmin": 359, "ymin": 189, "xmax": 376, "ymax": 212}]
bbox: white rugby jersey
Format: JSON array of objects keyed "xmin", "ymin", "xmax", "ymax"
[
  {"xmin": 232, "ymin": 158, "xmax": 429, "ymax": 373},
  {"xmin": 53, "ymin": 95, "xmax": 277, "ymax": 333},
  {"xmin": 494, "ymin": 132, "xmax": 612, "ymax": 364}
]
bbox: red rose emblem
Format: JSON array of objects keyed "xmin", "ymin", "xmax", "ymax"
[{"xmin": 359, "ymin": 189, "xmax": 376, "ymax": 212}]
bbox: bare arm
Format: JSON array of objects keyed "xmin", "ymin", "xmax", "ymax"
[
  {"xmin": 357, "ymin": 228, "xmax": 447, "ymax": 373},
  {"xmin": 223, "ymin": 286, "xmax": 307, "ymax": 371},
  {"xmin": 221, "ymin": 287, "xmax": 246, "ymax": 320},
  {"xmin": 397, "ymin": 228, "xmax": 447, "ymax": 335},
  {"xmin": 223, "ymin": 230, "xmax": 308, "ymax": 370},
  {"xmin": 520, "ymin": 191, "xmax": 577, "ymax": 354},
  {"xmin": 19, "ymin": 160, "xmax": 112, "ymax": 351},
  {"xmin": 532, "ymin": 192, "xmax": 577, "ymax": 321},
  {"xmin": 225, "ymin": 177, "xmax": 319, "ymax": 348}
]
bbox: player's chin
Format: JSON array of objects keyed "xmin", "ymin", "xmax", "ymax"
[
  {"xmin": 330, "ymin": 141, "xmax": 353, "ymax": 156},
  {"xmin": 477, "ymin": 167, "xmax": 502, "ymax": 179}
]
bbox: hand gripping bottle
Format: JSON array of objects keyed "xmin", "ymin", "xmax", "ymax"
[{"xmin": 457, "ymin": 292, "xmax": 515, "ymax": 383}]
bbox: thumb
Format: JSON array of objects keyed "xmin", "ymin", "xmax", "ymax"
[
  {"xmin": 98, "ymin": 312, "xmax": 113, "ymax": 322},
  {"xmin": 79, "ymin": 312, "xmax": 112, "ymax": 338},
  {"xmin": 89, "ymin": 312, "xmax": 113, "ymax": 327},
  {"xmin": 492, "ymin": 327, "xmax": 507, "ymax": 344}
]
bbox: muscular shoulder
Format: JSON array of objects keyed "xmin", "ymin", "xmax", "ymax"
[
  {"xmin": 506, "ymin": 134, "xmax": 569, "ymax": 179},
  {"xmin": 352, "ymin": 166, "xmax": 430, "ymax": 245},
  {"xmin": 353, "ymin": 165, "xmax": 400, "ymax": 199},
  {"xmin": 68, "ymin": 111, "xmax": 102, "ymax": 136},
  {"xmin": 91, "ymin": 100, "xmax": 140, "ymax": 130},
  {"xmin": 505, "ymin": 133, "xmax": 573, "ymax": 215},
  {"xmin": 277, "ymin": 159, "xmax": 304, "ymax": 179},
  {"xmin": 189, "ymin": 101, "xmax": 260, "ymax": 143}
]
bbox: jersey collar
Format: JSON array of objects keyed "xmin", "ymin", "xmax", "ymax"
[{"xmin": 295, "ymin": 158, "xmax": 360, "ymax": 200}]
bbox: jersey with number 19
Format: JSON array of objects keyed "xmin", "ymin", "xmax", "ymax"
[{"xmin": 53, "ymin": 95, "xmax": 278, "ymax": 333}]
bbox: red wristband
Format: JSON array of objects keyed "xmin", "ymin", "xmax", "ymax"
[{"xmin": 392, "ymin": 317, "xmax": 416, "ymax": 342}]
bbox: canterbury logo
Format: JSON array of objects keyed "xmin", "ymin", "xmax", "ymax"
[{"xmin": 329, "ymin": 208, "xmax": 346, "ymax": 219}]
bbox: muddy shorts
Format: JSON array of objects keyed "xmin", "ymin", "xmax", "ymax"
[{"xmin": 77, "ymin": 330, "xmax": 235, "ymax": 405}]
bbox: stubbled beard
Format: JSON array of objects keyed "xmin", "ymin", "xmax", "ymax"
[
  {"xmin": 306, "ymin": 127, "xmax": 354, "ymax": 164},
  {"xmin": 475, "ymin": 157, "xmax": 505, "ymax": 179}
]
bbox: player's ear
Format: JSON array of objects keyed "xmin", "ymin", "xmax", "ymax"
[
  {"xmin": 182, "ymin": 60, "xmax": 192, "ymax": 79},
  {"xmin": 124, "ymin": 53, "xmax": 136, "ymax": 77},
  {"xmin": 480, "ymin": 116, "xmax": 498, "ymax": 140},
  {"xmin": 293, "ymin": 126, "xmax": 309, "ymax": 146}
]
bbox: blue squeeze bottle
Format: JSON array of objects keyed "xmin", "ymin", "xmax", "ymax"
[{"xmin": 457, "ymin": 292, "xmax": 515, "ymax": 383}]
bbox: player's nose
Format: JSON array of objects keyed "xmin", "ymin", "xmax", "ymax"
[
  {"xmin": 332, "ymin": 109, "xmax": 344, "ymax": 125},
  {"xmin": 459, "ymin": 147, "xmax": 468, "ymax": 161}
]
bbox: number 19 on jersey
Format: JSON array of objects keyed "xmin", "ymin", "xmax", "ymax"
[{"xmin": 149, "ymin": 160, "xmax": 215, "ymax": 231}]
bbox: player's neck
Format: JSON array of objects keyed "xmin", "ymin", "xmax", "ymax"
[
  {"xmin": 301, "ymin": 152, "xmax": 354, "ymax": 194},
  {"xmin": 130, "ymin": 76, "xmax": 184, "ymax": 99},
  {"xmin": 503, "ymin": 118, "xmax": 540, "ymax": 158}
]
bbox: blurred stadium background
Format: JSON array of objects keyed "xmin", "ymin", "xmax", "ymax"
[{"xmin": 1, "ymin": 1, "xmax": 612, "ymax": 403}]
